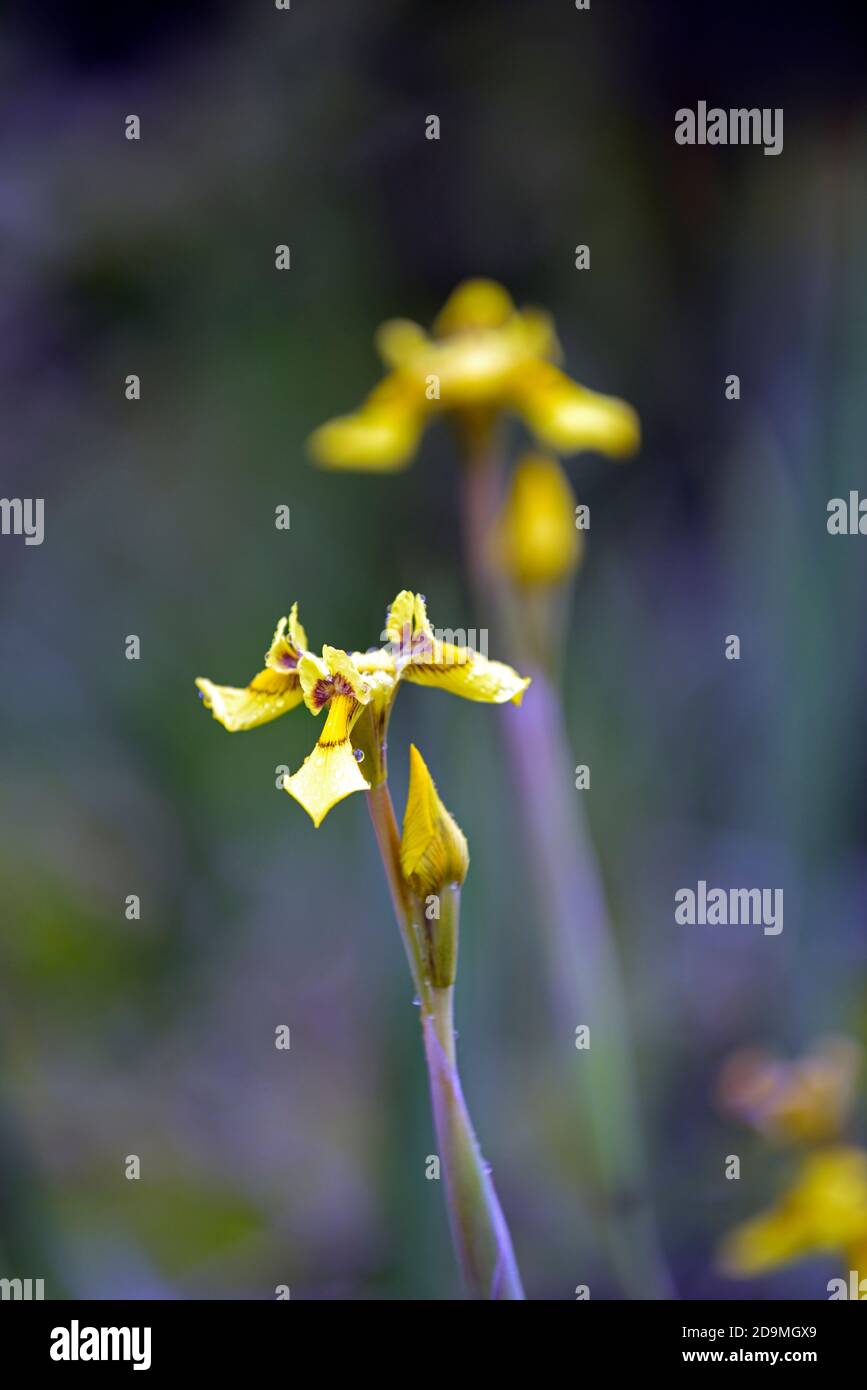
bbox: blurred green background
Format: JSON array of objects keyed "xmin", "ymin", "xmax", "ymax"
[{"xmin": 1, "ymin": 0, "xmax": 866, "ymax": 1298}]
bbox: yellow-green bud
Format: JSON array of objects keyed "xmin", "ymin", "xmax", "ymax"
[{"xmin": 400, "ymin": 745, "xmax": 469, "ymax": 897}]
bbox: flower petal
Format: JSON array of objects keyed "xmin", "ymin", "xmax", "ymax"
[
  {"xmin": 265, "ymin": 602, "xmax": 308, "ymax": 673},
  {"xmin": 195, "ymin": 669, "xmax": 303, "ymax": 731},
  {"xmin": 385, "ymin": 590, "xmax": 417, "ymax": 644},
  {"xmin": 375, "ymin": 318, "xmax": 429, "ymax": 369},
  {"xmin": 511, "ymin": 361, "xmax": 640, "ymax": 457},
  {"xmin": 308, "ymin": 377, "xmax": 425, "ymax": 472},
  {"xmin": 433, "ymin": 278, "xmax": 515, "ymax": 336},
  {"xmin": 719, "ymin": 1204, "xmax": 812, "ymax": 1277},
  {"xmin": 402, "ymin": 640, "xmax": 530, "ymax": 706},
  {"xmin": 283, "ymin": 695, "xmax": 369, "ymax": 826},
  {"xmin": 719, "ymin": 1147, "xmax": 867, "ymax": 1277},
  {"xmin": 287, "ymin": 601, "xmax": 308, "ymax": 656}
]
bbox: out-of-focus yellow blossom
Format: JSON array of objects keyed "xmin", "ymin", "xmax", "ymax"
[
  {"xmin": 720, "ymin": 1147, "xmax": 867, "ymax": 1277},
  {"xmin": 196, "ymin": 591, "xmax": 529, "ymax": 827},
  {"xmin": 718, "ymin": 1039, "xmax": 861, "ymax": 1146},
  {"xmin": 308, "ymin": 279, "xmax": 640, "ymax": 472},
  {"xmin": 400, "ymin": 744, "xmax": 469, "ymax": 898},
  {"xmin": 491, "ymin": 452, "xmax": 582, "ymax": 588}
]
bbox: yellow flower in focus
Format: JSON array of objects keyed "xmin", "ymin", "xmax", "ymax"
[
  {"xmin": 195, "ymin": 590, "xmax": 529, "ymax": 827},
  {"xmin": 400, "ymin": 744, "xmax": 469, "ymax": 898},
  {"xmin": 308, "ymin": 279, "xmax": 640, "ymax": 472},
  {"xmin": 491, "ymin": 452, "xmax": 581, "ymax": 588},
  {"xmin": 720, "ymin": 1147, "xmax": 867, "ymax": 1277},
  {"xmin": 718, "ymin": 1039, "xmax": 861, "ymax": 1146}
]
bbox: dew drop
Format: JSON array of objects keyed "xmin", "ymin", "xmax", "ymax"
[{"xmin": 354, "ymin": 748, "xmax": 364, "ymax": 763}]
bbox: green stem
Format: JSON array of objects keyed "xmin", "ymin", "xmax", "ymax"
[
  {"xmin": 366, "ymin": 782, "xmax": 525, "ymax": 1300},
  {"xmin": 459, "ymin": 442, "xmax": 675, "ymax": 1300}
]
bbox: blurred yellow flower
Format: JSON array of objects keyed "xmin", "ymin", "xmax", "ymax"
[
  {"xmin": 491, "ymin": 452, "xmax": 581, "ymax": 587},
  {"xmin": 718, "ymin": 1038, "xmax": 861, "ymax": 1146},
  {"xmin": 400, "ymin": 744, "xmax": 469, "ymax": 898},
  {"xmin": 720, "ymin": 1147, "xmax": 867, "ymax": 1277},
  {"xmin": 196, "ymin": 590, "xmax": 529, "ymax": 826},
  {"xmin": 308, "ymin": 278, "xmax": 640, "ymax": 471}
]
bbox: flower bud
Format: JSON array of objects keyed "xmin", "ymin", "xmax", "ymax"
[
  {"xmin": 491, "ymin": 452, "xmax": 581, "ymax": 587},
  {"xmin": 400, "ymin": 745, "xmax": 469, "ymax": 897}
]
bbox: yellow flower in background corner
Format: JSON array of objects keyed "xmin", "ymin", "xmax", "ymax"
[
  {"xmin": 195, "ymin": 589, "xmax": 529, "ymax": 827},
  {"xmin": 717, "ymin": 1038, "xmax": 862, "ymax": 1146},
  {"xmin": 490, "ymin": 452, "xmax": 582, "ymax": 588},
  {"xmin": 308, "ymin": 278, "xmax": 640, "ymax": 472},
  {"xmin": 719, "ymin": 1147, "xmax": 867, "ymax": 1278}
]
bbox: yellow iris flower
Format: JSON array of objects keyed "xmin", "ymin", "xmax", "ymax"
[
  {"xmin": 196, "ymin": 590, "xmax": 529, "ymax": 827},
  {"xmin": 718, "ymin": 1039, "xmax": 861, "ymax": 1146},
  {"xmin": 720, "ymin": 1147, "xmax": 867, "ymax": 1278},
  {"xmin": 308, "ymin": 278, "xmax": 640, "ymax": 471}
]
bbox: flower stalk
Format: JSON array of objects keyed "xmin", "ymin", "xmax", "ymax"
[
  {"xmin": 460, "ymin": 435, "xmax": 674, "ymax": 1300},
  {"xmin": 366, "ymin": 777, "xmax": 524, "ymax": 1300}
]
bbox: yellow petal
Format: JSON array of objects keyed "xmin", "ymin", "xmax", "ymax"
[
  {"xmin": 375, "ymin": 318, "xmax": 430, "ymax": 369},
  {"xmin": 511, "ymin": 361, "xmax": 640, "ymax": 458},
  {"xmin": 308, "ymin": 376, "xmax": 424, "ymax": 472},
  {"xmin": 401, "ymin": 639, "xmax": 530, "ymax": 706},
  {"xmin": 400, "ymin": 744, "xmax": 469, "ymax": 896},
  {"xmin": 195, "ymin": 669, "xmax": 303, "ymax": 731},
  {"xmin": 719, "ymin": 1203, "xmax": 812, "ymax": 1277},
  {"xmin": 352, "ymin": 647, "xmax": 397, "ymax": 679},
  {"xmin": 514, "ymin": 306, "xmax": 562, "ymax": 365},
  {"xmin": 297, "ymin": 647, "xmax": 371, "ymax": 714},
  {"xmin": 491, "ymin": 452, "xmax": 581, "ymax": 587},
  {"xmin": 720, "ymin": 1147, "xmax": 867, "ymax": 1278},
  {"xmin": 283, "ymin": 695, "xmax": 369, "ymax": 826},
  {"xmin": 386, "ymin": 589, "xmax": 417, "ymax": 645},
  {"xmin": 794, "ymin": 1148, "xmax": 867, "ymax": 1247},
  {"xmin": 265, "ymin": 602, "xmax": 308, "ymax": 673},
  {"xmin": 287, "ymin": 601, "xmax": 308, "ymax": 656},
  {"xmin": 385, "ymin": 590, "xmax": 434, "ymax": 657},
  {"xmin": 433, "ymin": 278, "xmax": 515, "ymax": 336}
]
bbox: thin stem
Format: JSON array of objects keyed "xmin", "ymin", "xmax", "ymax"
[
  {"xmin": 459, "ymin": 440, "xmax": 675, "ymax": 1300},
  {"xmin": 366, "ymin": 782, "xmax": 525, "ymax": 1300},
  {"xmin": 422, "ymin": 987, "xmax": 525, "ymax": 1300},
  {"xmin": 366, "ymin": 781, "xmax": 426, "ymax": 999}
]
